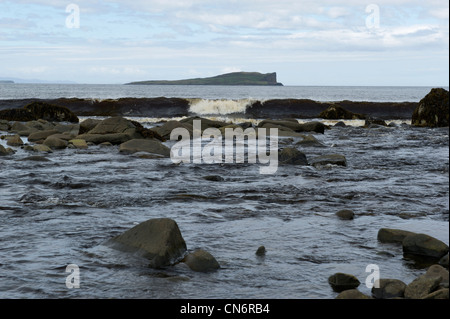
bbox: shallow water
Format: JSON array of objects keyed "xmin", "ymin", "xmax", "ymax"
[{"xmin": 0, "ymin": 121, "xmax": 448, "ymax": 299}]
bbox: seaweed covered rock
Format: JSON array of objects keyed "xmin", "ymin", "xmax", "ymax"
[
  {"xmin": 412, "ymin": 88, "xmax": 449, "ymax": 127},
  {"xmin": 24, "ymin": 102, "xmax": 79, "ymax": 123},
  {"xmin": 0, "ymin": 101, "xmax": 79, "ymax": 123},
  {"xmin": 318, "ymin": 104, "xmax": 365, "ymax": 120}
]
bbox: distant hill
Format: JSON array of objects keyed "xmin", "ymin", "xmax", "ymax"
[{"xmin": 125, "ymin": 72, "xmax": 283, "ymax": 86}]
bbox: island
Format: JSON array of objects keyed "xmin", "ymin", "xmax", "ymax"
[
  {"xmin": 0, "ymin": 80, "xmax": 14, "ymax": 84},
  {"xmin": 125, "ymin": 72, "xmax": 283, "ymax": 86}
]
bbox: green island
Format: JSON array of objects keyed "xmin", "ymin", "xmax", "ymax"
[{"xmin": 125, "ymin": 72, "xmax": 283, "ymax": 86}]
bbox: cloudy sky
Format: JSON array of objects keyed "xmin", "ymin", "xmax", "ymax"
[{"xmin": 0, "ymin": 0, "xmax": 448, "ymax": 85}]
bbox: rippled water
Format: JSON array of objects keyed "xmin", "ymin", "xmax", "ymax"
[{"xmin": 0, "ymin": 120, "xmax": 448, "ymax": 299}]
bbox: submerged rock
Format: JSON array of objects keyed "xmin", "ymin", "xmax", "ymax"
[
  {"xmin": 309, "ymin": 154, "xmax": 347, "ymax": 167},
  {"xmin": 336, "ymin": 209, "xmax": 355, "ymax": 220},
  {"xmin": 278, "ymin": 147, "xmax": 308, "ymax": 165},
  {"xmin": 255, "ymin": 246, "xmax": 266, "ymax": 256},
  {"xmin": 43, "ymin": 136, "xmax": 68, "ymax": 150},
  {"xmin": 412, "ymin": 88, "xmax": 449, "ymax": 127},
  {"xmin": 119, "ymin": 139, "xmax": 170, "ymax": 157},
  {"xmin": 23, "ymin": 101, "xmax": 79, "ymax": 123},
  {"xmin": 183, "ymin": 249, "xmax": 220, "ymax": 272},
  {"xmin": 108, "ymin": 218, "xmax": 187, "ymax": 269}
]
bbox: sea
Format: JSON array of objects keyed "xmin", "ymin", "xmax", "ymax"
[{"xmin": 0, "ymin": 84, "xmax": 448, "ymax": 300}]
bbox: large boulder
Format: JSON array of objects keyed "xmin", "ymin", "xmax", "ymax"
[
  {"xmin": 108, "ymin": 218, "xmax": 187, "ymax": 268},
  {"xmin": 318, "ymin": 104, "xmax": 365, "ymax": 120},
  {"xmin": 119, "ymin": 139, "xmax": 170, "ymax": 157},
  {"xmin": 335, "ymin": 289, "xmax": 371, "ymax": 299},
  {"xmin": 183, "ymin": 249, "xmax": 220, "ymax": 272},
  {"xmin": 88, "ymin": 116, "xmax": 136, "ymax": 135},
  {"xmin": 79, "ymin": 118, "xmax": 102, "ymax": 135},
  {"xmin": 404, "ymin": 272, "xmax": 443, "ymax": 299},
  {"xmin": 402, "ymin": 233, "xmax": 449, "ymax": 260},
  {"xmin": 76, "ymin": 133, "xmax": 132, "ymax": 145},
  {"xmin": 377, "ymin": 228, "xmax": 416, "ymax": 244},
  {"xmin": 412, "ymin": 88, "xmax": 449, "ymax": 127}
]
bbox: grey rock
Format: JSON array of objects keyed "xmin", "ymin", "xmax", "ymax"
[
  {"xmin": 108, "ymin": 218, "xmax": 187, "ymax": 269},
  {"xmin": 119, "ymin": 139, "xmax": 170, "ymax": 157},
  {"xmin": 328, "ymin": 273, "xmax": 360, "ymax": 292},
  {"xmin": 377, "ymin": 228, "xmax": 416, "ymax": 244},
  {"xmin": 183, "ymin": 249, "xmax": 220, "ymax": 272},
  {"xmin": 402, "ymin": 233, "xmax": 449, "ymax": 259},
  {"xmin": 372, "ymin": 279, "xmax": 407, "ymax": 299},
  {"xmin": 309, "ymin": 154, "xmax": 347, "ymax": 167}
]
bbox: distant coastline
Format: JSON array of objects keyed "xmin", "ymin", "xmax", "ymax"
[
  {"xmin": 125, "ymin": 71, "xmax": 284, "ymax": 86},
  {"xmin": 0, "ymin": 80, "xmax": 14, "ymax": 84}
]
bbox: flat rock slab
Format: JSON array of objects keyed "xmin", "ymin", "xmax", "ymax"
[{"xmin": 119, "ymin": 139, "xmax": 170, "ymax": 157}]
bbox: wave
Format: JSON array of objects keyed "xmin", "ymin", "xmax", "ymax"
[
  {"xmin": 0, "ymin": 97, "xmax": 418, "ymax": 120},
  {"xmin": 187, "ymin": 98, "xmax": 256, "ymax": 115}
]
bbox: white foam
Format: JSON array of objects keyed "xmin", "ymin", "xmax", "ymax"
[{"xmin": 188, "ymin": 98, "xmax": 254, "ymax": 115}]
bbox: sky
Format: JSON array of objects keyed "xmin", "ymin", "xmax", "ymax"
[{"xmin": 0, "ymin": 0, "xmax": 448, "ymax": 85}]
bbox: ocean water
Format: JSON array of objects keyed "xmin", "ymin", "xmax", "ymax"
[{"xmin": 0, "ymin": 84, "xmax": 449, "ymax": 300}]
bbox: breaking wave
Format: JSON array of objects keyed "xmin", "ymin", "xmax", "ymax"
[{"xmin": 187, "ymin": 98, "xmax": 256, "ymax": 115}]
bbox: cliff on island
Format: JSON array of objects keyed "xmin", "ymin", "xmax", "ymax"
[{"xmin": 125, "ymin": 72, "xmax": 283, "ymax": 86}]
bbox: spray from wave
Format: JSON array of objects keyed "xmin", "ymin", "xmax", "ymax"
[{"xmin": 187, "ymin": 98, "xmax": 256, "ymax": 115}]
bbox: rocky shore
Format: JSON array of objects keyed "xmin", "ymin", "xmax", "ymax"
[{"xmin": 1, "ymin": 88, "xmax": 448, "ymax": 299}]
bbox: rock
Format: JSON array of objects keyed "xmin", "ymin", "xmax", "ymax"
[
  {"xmin": 318, "ymin": 104, "xmax": 365, "ymax": 120},
  {"xmin": 28, "ymin": 130, "xmax": 60, "ymax": 143},
  {"xmin": 69, "ymin": 139, "xmax": 88, "ymax": 149},
  {"xmin": 0, "ymin": 108, "xmax": 37, "ymax": 121},
  {"xmin": 54, "ymin": 123, "xmax": 80, "ymax": 136},
  {"xmin": 402, "ymin": 233, "xmax": 449, "ymax": 259},
  {"xmin": 423, "ymin": 288, "xmax": 449, "ymax": 299},
  {"xmin": 153, "ymin": 120, "xmax": 193, "ymax": 140},
  {"xmin": 426, "ymin": 265, "xmax": 449, "ymax": 286},
  {"xmin": 278, "ymin": 147, "xmax": 308, "ymax": 165},
  {"xmin": 130, "ymin": 120, "xmax": 164, "ymax": 141},
  {"xmin": 334, "ymin": 121, "xmax": 346, "ymax": 127},
  {"xmin": 439, "ymin": 254, "xmax": 449, "ymax": 268},
  {"xmin": 404, "ymin": 273, "xmax": 442, "ymax": 299},
  {"xmin": 79, "ymin": 118, "xmax": 102, "ymax": 134},
  {"xmin": 371, "ymin": 279, "xmax": 407, "ymax": 299},
  {"xmin": 258, "ymin": 119, "xmax": 327, "ymax": 134},
  {"xmin": 364, "ymin": 117, "xmax": 387, "ymax": 127},
  {"xmin": 10, "ymin": 122, "xmax": 39, "ymax": 136},
  {"xmin": 377, "ymin": 228, "xmax": 416, "ymax": 244},
  {"xmin": 336, "ymin": 209, "xmax": 355, "ymax": 220},
  {"xmin": 18, "ymin": 155, "xmax": 51, "ymax": 162},
  {"xmin": 295, "ymin": 134, "xmax": 326, "ymax": 147},
  {"xmin": 255, "ymin": 246, "xmax": 266, "ymax": 256},
  {"xmin": 180, "ymin": 117, "xmax": 229, "ymax": 130},
  {"xmin": 24, "ymin": 101, "xmax": 79, "ymax": 123},
  {"xmin": 183, "ymin": 249, "xmax": 220, "ymax": 272},
  {"xmin": 108, "ymin": 218, "xmax": 187, "ymax": 269},
  {"xmin": 412, "ymin": 88, "xmax": 449, "ymax": 127},
  {"xmin": 335, "ymin": 289, "xmax": 371, "ymax": 299},
  {"xmin": 119, "ymin": 139, "xmax": 170, "ymax": 157},
  {"xmin": 0, "ymin": 144, "xmax": 14, "ymax": 156},
  {"xmin": 43, "ymin": 136, "xmax": 68, "ymax": 150},
  {"xmin": 309, "ymin": 154, "xmax": 347, "ymax": 167},
  {"xmin": 32, "ymin": 144, "xmax": 52, "ymax": 153},
  {"xmin": 76, "ymin": 133, "xmax": 132, "ymax": 145},
  {"xmin": 88, "ymin": 116, "xmax": 136, "ymax": 135},
  {"xmin": 328, "ymin": 273, "xmax": 360, "ymax": 292},
  {"xmin": 202, "ymin": 175, "xmax": 224, "ymax": 182},
  {"xmin": 49, "ymin": 133, "xmax": 76, "ymax": 141},
  {"xmin": 297, "ymin": 121, "xmax": 327, "ymax": 134},
  {"xmin": 0, "ymin": 119, "xmax": 10, "ymax": 131},
  {"xmin": 6, "ymin": 134, "xmax": 23, "ymax": 146},
  {"xmin": 99, "ymin": 142, "xmax": 113, "ymax": 147}
]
